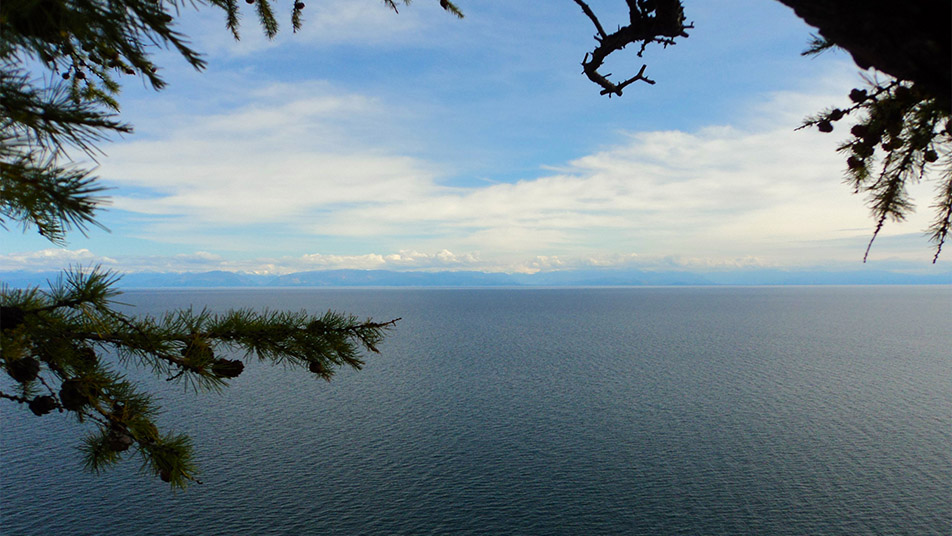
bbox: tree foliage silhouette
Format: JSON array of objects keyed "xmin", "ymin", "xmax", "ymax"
[{"xmin": 573, "ymin": 0, "xmax": 951, "ymax": 261}]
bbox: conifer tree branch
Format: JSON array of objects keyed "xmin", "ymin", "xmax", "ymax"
[
  {"xmin": 928, "ymin": 169, "xmax": 952, "ymax": 263},
  {"xmin": 801, "ymin": 77, "xmax": 950, "ymax": 261},
  {"xmin": 0, "ymin": 157, "xmax": 110, "ymax": 243},
  {"xmin": 2, "ymin": 266, "xmax": 400, "ymax": 487},
  {"xmin": 0, "ymin": 69, "xmax": 131, "ymax": 155}
]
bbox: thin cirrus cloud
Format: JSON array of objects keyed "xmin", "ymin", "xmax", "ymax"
[
  {"xmin": 104, "ymin": 84, "xmax": 443, "ymax": 227},
  {"xmin": 169, "ymin": 0, "xmax": 444, "ymax": 61}
]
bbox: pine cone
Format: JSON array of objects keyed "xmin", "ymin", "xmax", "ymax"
[
  {"xmin": 59, "ymin": 379, "xmax": 89, "ymax": 411},
  {"xmin": 106, "ymin": 430, "xmax": 134, "ymax": 452},
  {"xmin": 7, "ymin": 357, "xmax": 40, "ymax": 383},
  {"xmin": 211, "ymin": 359, "xmax": 244, "ymax": 379},
  {"xmin": 29, "ymin": 395, "xmax": 56, "ymax": 416},
  {"xmin": 0, "ymin": 306, "xmax": 26, "ymax": 332}
]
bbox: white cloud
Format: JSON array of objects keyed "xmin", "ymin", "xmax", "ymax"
[
  {"xmin": 75, "ymin": 68, "xmax": 949, "ymax": 270},
  {"xmin": 0, "ymin": 249, "xmax": 118, "ymax": 271},
  {"xmin": 0, "ymin": 248, "xmax": 502, "ymax": 274},
  {"xmin": 2, "ymin": 244, "xmax": 945, "ymax": 277},
  {"xmin": 295, "ymin": 249, "xmax": 481, "ymax": 271},
  {"xmin": 102, "ymin": 81, "xmax": 443, "ymax": 230},
  {"xmin": 301, "ymin": 123, "xmax": 899, "ymax": 261},
  {"xmin": 166, "ymin": 0, "xmax": 440, "ymax": 59}
]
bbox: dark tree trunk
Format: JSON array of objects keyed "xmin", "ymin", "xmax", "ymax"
[{"xmin": 775, "ymin": 0, "xmax": 950, "ymax": 111}]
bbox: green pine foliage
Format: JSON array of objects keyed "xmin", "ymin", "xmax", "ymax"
[
  {"xmin": 1, "ymin": 268, "xmax": 399, "ymax": 487},
  {"xmin": 801, "ymin": 78, "xmax": 952, "ymax": 263}
]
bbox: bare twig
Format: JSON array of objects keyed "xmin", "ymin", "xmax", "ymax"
[
  {"xmin": 574, "ymin": 0, "xmax": 691, "ymax": 97},
  {"xmin": 573, "ymin": 0, "xmax": 607, "ymax": 39}
]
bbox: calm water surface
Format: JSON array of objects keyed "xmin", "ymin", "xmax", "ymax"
[{"xmin": 2, "ymin": 286, "xmax": 950, "ymax": 535}]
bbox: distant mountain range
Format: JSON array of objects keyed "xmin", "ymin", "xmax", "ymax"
[{"xmin": 2, "ymin": 268, "xmax": 949, "ymax": 288}]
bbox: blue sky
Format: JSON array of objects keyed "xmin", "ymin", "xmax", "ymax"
[{"xmin": 3, "ymin": 0, "xmax": 949, "ymax": 274}]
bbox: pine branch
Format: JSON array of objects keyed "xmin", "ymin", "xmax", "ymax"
[
  {"xmin": 0, "ymin": 68, "xmax": 131, "ymax": 155},
  {"xmin": 927, "ymin": 163, "xmax": 952, "ymax": 263},
  {"xmin": 808, "ymin": 78, "xmax": 950, "ymax": 261},
  {"xmin": 254, "ymin": 0, "xmax": 280, "ymax": 39},
  {"xmin": 801, "ymin": 33, "xmax": 835, "ymax": 56},
  {"xmin": 0, "ymin": 156, "xmax": 110, "ymax": 244}
]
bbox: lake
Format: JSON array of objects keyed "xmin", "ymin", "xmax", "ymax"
[{"xmin": 2, "ymin": 286, "xmax": 950, "ymax": 535}]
